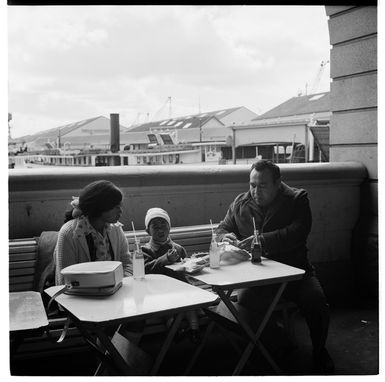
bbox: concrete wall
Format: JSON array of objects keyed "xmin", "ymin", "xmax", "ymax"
[
  {"xmin": 201, "ymin": 126, "xmax": 232, "ymax": 142},
  {"xmin": 327, "ymin": 5, "xmax": 377, "ymax": 205},
  {"xmin": 235, "ymin": 124, "xmax": 307, "ymax": 146},
  {"xmin": 326, "ymin": 5, "xmax": 378, "ymax": 299},
  {"xmin": 8, "ymin": 163, "xmax": 364, "ymax": 240}
]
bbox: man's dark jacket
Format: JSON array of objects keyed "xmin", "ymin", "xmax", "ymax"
[{"xmin": 216, "ymin": 182, "xmax": 313, "ymax": 274}]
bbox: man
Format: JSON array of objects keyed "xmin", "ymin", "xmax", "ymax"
[{"xmin": 216, "ymin": 159, "xmax": 334, "ymax": 374}]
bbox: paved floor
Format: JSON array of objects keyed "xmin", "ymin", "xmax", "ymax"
[
  {"xmin": 10, "ymin": 299, "xmax": 379, "ymax": 376},
  {"xmin": 155, "ymin": 302, "xmax": 379, "ymax": 376}
]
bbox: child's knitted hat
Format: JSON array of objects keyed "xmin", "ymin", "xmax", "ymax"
[{"xmin": 145, "ymin": 207, "xmax": 171, "ymax": 230}]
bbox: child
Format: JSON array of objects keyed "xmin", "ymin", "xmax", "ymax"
[{"xmin": 141, "ymin": 207, "xmax": 200, "ymax": 343}]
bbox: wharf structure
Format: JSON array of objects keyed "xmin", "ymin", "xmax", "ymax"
[{"xmin": 9, "ymin": 96, "xmax": 331, "ymax": 169}]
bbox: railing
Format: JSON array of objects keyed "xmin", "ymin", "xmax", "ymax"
[{"xmin": 126, "ymin": 144, "xmax": 195, "ymax": 153}]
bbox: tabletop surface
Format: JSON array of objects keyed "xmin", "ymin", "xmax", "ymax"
[
  {"xmin": 9, "ymin": 291, "xmax": 49, "ymax": 332},
  {"xmin": 168, "ymin": 257, "xmax": 305, "ymax": 289},
  {"xmin": 45, "ymin": 274, "xmax": 218, "ymax": 324}
]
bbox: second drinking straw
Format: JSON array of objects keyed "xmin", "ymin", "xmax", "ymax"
[
  {"xmin": 131, "ymin": 221, "xmax": 140, "ymax": 251},
  {"xmin": 210, "ymin": 219, "xmax": 214, "ymax": 236}
]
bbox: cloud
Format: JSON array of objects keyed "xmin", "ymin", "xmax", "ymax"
[
  {"xmin": 10, "ymin": 6, "xmax": 265, "ymax": 83},
  {"xmin": 8, "ymin": 5, "xmax": 331, "ymax": 137}
]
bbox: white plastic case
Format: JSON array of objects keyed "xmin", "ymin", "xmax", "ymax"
[{"xmin": 61, "ymin": 261, "xmax": 123, "ymax": 296}]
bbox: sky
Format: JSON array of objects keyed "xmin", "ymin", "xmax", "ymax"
[{"xmin": 6, "ymin": 5, "xmax": 332, "ymax": 139}]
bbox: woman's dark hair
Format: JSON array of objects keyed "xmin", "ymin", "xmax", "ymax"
[
  {"xmin": 250, "ymin": 159, "xmax": 281, "ymax": 181},
  {"xmin": 64, "ymin": 180, "xmax": 123, "ymax": 222}
]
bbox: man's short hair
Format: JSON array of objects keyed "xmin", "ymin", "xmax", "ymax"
[{"xmin": 251, "ymin": 159, "xmax": 281, "ymax": 181}]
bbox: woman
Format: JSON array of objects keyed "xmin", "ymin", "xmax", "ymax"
[{"xmin": 54, "ymin": 180, "xmax": 131, "ymax": 285}]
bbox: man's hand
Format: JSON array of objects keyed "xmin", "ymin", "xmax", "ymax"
[
  {"xmin": 221, "ymin": 233, "xmax": 239, "ymax": 246},
  {"xmin": 238, "ymin": 235, "xmax": 254, "ymax": 250}
]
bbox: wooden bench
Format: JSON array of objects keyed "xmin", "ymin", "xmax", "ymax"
[
  {"xmin": 9, "ymin": 224, "xmax": 216, "ymax": 293},
  {"xmin": 9, "ymin": 223, "xmax": 297, "ymax": 360}
]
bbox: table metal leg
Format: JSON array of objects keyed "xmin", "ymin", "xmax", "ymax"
[
  {"xmin": 183, "ymin": 319, "xmax": 216, "ymax": 375},
  {"xmin": 150, "ymin": 312, "xmax": 183, "ymax": 375},
  {"xmin": 10, "ymin": 333, "xmax": 24, "ymax": 355},
  {"xmin": 183, "ymin": 290, "xmax": 237, "ymax": 375},
  {"xmin": 215, "ymin": 287, "xmax": 258, "ymax": 345},
  {"xmin": 71, "ymin": 312, "xmax": 185, "ymax": 376},
  {"xmin": 216, "ymin": 282, "xmax": 288, "ymax": 375},
  {"xmin": 255, "ymin": 282, "xmax": 287, "ymax": 339},
  {"xmin": 70, "ymin": 316, "xmax": 134, "ymax": 376},
  {"xmin": 91, "ymin": 326, "xmax": 134, "ymax": 375},
  {"xmin": 93, "ymin": 324, "xmax": 124, "ymax": 376}
]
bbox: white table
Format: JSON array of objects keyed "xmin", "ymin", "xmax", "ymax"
[
  {"xmin": 45, "ymin": 274, "xmax": 217, "ymax": 375},
  {"xmin": 10, "ymin": 291, "xmax": 49, "ymax": 353},
  {"xmin": 10, "ymin": 291, "xmax": 49, "ymax": 332},
  {"xmin": 169, "ymin": 257, "xmax": 305, "ymax": 375}
]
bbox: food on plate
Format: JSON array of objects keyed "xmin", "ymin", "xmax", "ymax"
[
  {"xmin": 181, "ymin": 253, "xmax": 210, "ymax": 274},
  {"xmin": 173, "ymin": 244, "xmax": 251, "ymax": 274},
  {"xmin": 220, "ymin": 243, "xmax": 251, "ymax": 264}
]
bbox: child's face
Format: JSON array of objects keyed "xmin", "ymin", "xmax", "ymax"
[{"xmin": 148, "ymin": 217, "xmax": 170, "ymax": 242}]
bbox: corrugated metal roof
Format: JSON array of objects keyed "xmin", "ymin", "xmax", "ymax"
[
  {"xmin": 126, "ymin": 107, "xmax": 242, "ymax": 133},
  {"xmin": 17, "ymin": 116, "xmax": 128, "ymax": 143},
  {"xmin": 18, "ymin": 116, "xmax": 104, "ymax": 141},
  {"xmin": 253, "ymin": 92, "xmax": 330, "ymax": 121}
]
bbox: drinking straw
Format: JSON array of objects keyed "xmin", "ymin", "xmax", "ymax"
[
  {"xmin": 252, "ymin": 217, "xmax": 257, "ymax": 233},
  {"xmin": 210, "ymin": 219, "xmax": 214, "ymax": 236},
  {"xmin": 131, "ymin": 221, "xmax": 137, "ymax": 239},
  {"xmin": 131, "ymin": 221, "xmax": 139, "ymax": 250}
]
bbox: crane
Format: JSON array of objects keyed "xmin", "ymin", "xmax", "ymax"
[
  {"xmin": 8, "ymin": 113, "xmax": 12, "ymax": 139},
  {"xmin": 151, "ymin": 97, "xmax": 172, "ymax": 122},
  {"xmin": 309, "ymin": 60, "xmax": 329, "ymax": 95}
]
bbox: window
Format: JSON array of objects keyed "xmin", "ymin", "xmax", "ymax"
[
  {"xmin": 183, "ymin": 122, "xmax": 192, "ymax": 129},
  {"xmin": 257, "ymin": 145, "xmax": 274, "ymax": 160},
  {"xmin": 231, "ymin": 146, "xmax": 256, "ymax": 159},
  {"xmin": 309, "ymin": 94, "xmax": 325, "ymax": 101},
  {"xmin": 160, "ymin": 134, "xmax": 174, "ymax": 144}
]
